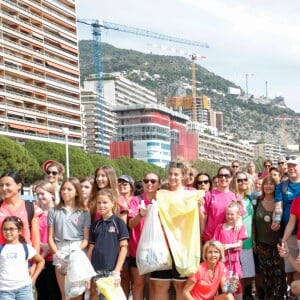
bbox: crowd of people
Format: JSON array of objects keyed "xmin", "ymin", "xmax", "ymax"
[{"xmin": 0, "ymin": 154, "xmax": 300, "ymax": 300}]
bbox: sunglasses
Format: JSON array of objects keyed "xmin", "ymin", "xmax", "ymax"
[
  {"xmin": 278, "ymin": 162, "xmax": 285, "ymax": 165},
  {"xmin": 218, "ymin": 174, "xmax": 231, "ymax": 179},
  {"xmin": 232, "ymin": 165, "xmax": 239, "ymax": 168},
  {"xmin": 286, "ymin": 155, "xmax": 298, "ymax": 161},
  {"xmin": 46, "ymin": 170, "xmax": 58, "ymax": 176},
  {"xmin": 118, "ymin": 182, "xmax": 129, "ymax": 187},
  {"xmin": 143, "ymin": 179, "xmax": 157, "ymax": 184},
  {"xmin": 196, "ymin": 180, "xmax": 210, "ymax": 185},
  {"xmin": 237, "ymin": 178, "xmax": 248, "ymax": 183}
]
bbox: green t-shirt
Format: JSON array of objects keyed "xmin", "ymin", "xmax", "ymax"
[{"xmin": 242, "ymin": 196, "xmax": 254, "ymax": 249}]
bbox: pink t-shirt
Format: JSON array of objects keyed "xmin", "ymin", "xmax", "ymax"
[
  {"xmin": 213, "ymin": 223, "xmax": 248, "ymax": 277},
  {"xmin": 0, "ymin": 200, "xmax": 43, "ymax": 244},
  {"xmin": 290, "ymin": 196, "xmax": 300, "ymax": 240},
  {"xmin": 39, "ymin": 211, "xmax": 52, "ymax": 261},
  {"xmin": 189, "ymin": 261, "xmax": 226, "ymax": 300},
  {"xmin": 128, "ymin": 193, "xmax": 152, "ymax": 257},
  {"xmin": 202, "ymin": 189, "xmax": 239, "ymax": 241}
]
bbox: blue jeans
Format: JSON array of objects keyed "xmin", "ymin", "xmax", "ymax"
[{"xmin": 0, "ymin": 284, "xmax": 34, "ymax": 300}]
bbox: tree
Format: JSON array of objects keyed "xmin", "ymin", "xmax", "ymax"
[
  {"xmin": 0, "ymin": 136, "xmax": 41, "ymax": 184},
  {"xmin": 114, "ymin": 156, "xmax": 165, "ymax": 181}
]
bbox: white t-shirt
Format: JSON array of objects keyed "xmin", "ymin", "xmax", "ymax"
[{"xmin": 0, "ymin": 243, "xmax": 36, "ymax": 290}]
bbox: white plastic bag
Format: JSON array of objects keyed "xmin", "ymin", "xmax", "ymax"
[
  {"xmin": 136, "ymin": 202, "xmax": 172, "ymax": 275},
  {"xmin": 65, "ymin": 248, "xmax": 96, "ymax": 299}
]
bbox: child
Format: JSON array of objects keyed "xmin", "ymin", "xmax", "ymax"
[
  {"xmin": 0, "ymin": 216, "xmax": 45, "ymax": 299},
  {"xmin": 213, "ymin": 201, "xmax": 248, "ymax": 300},
  {"xmin": 35, "ymin": 181, "xmax": 61, "ymax": 300},
  {"xmin": 88, "ymin": 188, "xmax": 129, "ymax": 300},
  {"xmin": 183, "ymin": 240, "xmax": 234, "ymax": 300},
  {"xmin": 88, "ymin": 165, "xmax": 120, "ymax": 222},
  {"xmin": 48, "ymin": 177, "xmax": 91, "ymax": 300}
]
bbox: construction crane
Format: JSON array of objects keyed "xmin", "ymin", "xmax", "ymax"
[
  {"xmin": 77, "ymin": 18, "xmax": 209, "ymax": 154},
  {"xmin": 77, "ymin": 19, "xmax": 209, "ymax": 95}
]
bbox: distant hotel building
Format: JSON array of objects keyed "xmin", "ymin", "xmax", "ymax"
[
  {"xmin": 0, "ymin": 0, "xmax": 82, "ymax": 146},
  {"xmin": 188, "ymin": 123, "xmax": 254, "ymax": 165},
  {"xmin": 110, "ymin": 104, "xmax": 198, "ymax": 168},
  {"xmin": 254, "ymin": 142, "xmax": 286, "ymax": 163}
]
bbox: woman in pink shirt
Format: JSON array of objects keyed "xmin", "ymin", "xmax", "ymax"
[
  {"xmin": 202, "ymin": 166, "xmax": 238, "ymax": 242},
  {"xmin": 128, "ymin": 172, "xmax": 161, "ymax": 300},
  {"xmin": 0, "ymin": 171, "xmax": 42, "ymax": 250}
]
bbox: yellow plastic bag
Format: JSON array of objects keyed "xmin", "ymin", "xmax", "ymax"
[
  {"xmin": 157, "ymin": 189, "xmax": 202, "ymax": 276},
  {"xmin": 95, "ymin": 276, "xmax": 126, "ymax": 300}
]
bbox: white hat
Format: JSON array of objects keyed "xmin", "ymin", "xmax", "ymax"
[{"xmin": 286, "ymin": 155, "xmax": 300, "ymax": 165}]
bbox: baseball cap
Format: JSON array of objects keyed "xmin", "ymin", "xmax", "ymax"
[
  {"xmin": 118, "ymin": 175, "xmax": 135, "ymax": 188},
  {"xmin": 286, "ymin": 155, "xmax": 300, "ymax": 165}
]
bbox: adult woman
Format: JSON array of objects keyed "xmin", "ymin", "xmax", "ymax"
[
  {"xmin": 231, "ymin": 160, "xmax": 240, "ymax": 176},
  {"xmin": 185, "ymin": 166, "xmax": 198, "ymax": 188},
  {"xmin": 150, "ymin": 161, "xmax": 199, "ymax": 300},
  {"xmin": 194, "ymin": 172, "xmax": 211, "ymax": 193},
  {"xmin": 88, "ymin": 165, "xmax": 119, "ymax": 222},
  {"xmin": 259, "ymin": 159, "xmax": 273, "ymax": 178},
  {"xmin": 0, "ymin": 171, "xmax": 42, "ymax": 251},
  {"xmin": 231, "ymin": 171, "xmax": 255, "ymax": 299},
  {"xmin": 202, "ymin": 166, "xmax": 238, "ymax": 242},
  {"xmin": 183, "ymin": 240, "xmax": 234, "ymax": 300},
  {"xmin": 128, "ymin": 172, "xmax": 161, "ymax": 300},
  {"xmin": 246, "ymin": 162, "xmax": 258, "ymax": 191},
  {"xmin": 43, "ymin": 160, "xmax": 65, "ymax": 205},
  {"xmin": 254, "ymin": 176, "xmax": 286, "ymax": 299}
]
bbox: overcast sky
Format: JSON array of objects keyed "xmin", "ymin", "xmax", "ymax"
[{"xmin": 76, "ymin": 0, "xmax": 300, "ymax": 113}]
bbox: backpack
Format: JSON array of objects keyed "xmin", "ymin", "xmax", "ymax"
[
  {"xmin": 0, "ymin": 200, "xmax": 34, "ymax": 229},
  {"xmin": 0, "ymin": 243, "xmax": 29, "ymax": 260}
]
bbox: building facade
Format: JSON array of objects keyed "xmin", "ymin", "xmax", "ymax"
[
  {"xmin": 188, "ymin": 123, "xmax": 254, "ymax": 166},
  {"xmin": 110, "ymin": 104, "xmax": 198, "ymax": 168},
  {"xmin": 254, "ymin": 142, "xmax": 286, "ymax": 163},
  {"xmin": 0, "ymin": 0, "xmax": 82, "ymax": 146}
]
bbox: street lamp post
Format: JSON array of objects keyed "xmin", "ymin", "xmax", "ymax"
[{"xmin": 61, "ymin": 127, "xmax": 70, "ymax": 178}]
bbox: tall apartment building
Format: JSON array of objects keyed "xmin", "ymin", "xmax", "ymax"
[
  {"xmin": 0, "ymin": 0, "xmax": 82, "ymax": 146},
  {"xmin": 81, "ymin": 88, "xmax": 115, "ymax": 155}
]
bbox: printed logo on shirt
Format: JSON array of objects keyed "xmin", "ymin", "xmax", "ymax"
[
  {"xmin": 73, "ymin": 217, "xmax": 80, "ymax": 224},
  {"xmin": 6, "ymin": 252, "xmax": 17, "ymax": 259},
  {"xmin": 108, "ymin": 226, "xmax": 116, "ymax": 233}
]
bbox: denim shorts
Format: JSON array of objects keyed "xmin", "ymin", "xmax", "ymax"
[{"xmin": 0, "ymin": 284, "xmax": 34, "ymax": 300}]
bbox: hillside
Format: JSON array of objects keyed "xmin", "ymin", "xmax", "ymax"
[{"xmin": 79, "ymin": 40, "xmax": 299, "ymax": 145}]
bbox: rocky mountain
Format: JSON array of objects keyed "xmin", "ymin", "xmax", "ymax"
[{"xmin": 79, "ymin": 40, "xmax": 300, "ymax": 145}]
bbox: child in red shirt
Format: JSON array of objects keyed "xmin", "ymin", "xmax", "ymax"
[{"xmin": 183, "ymin": 240, "xmax": 234, "ymax": 300}]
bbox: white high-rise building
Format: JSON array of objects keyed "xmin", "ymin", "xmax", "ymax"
[{"xmin": 0, "ymin": 0, "xmax": 82, "ymax": 146}]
